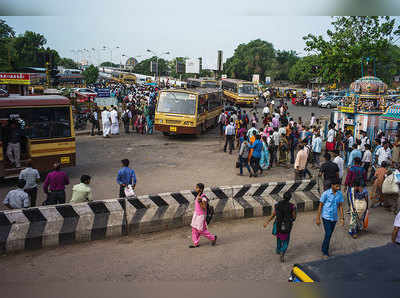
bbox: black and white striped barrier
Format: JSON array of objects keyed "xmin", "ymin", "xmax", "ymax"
[{"xmin": 0, "ymin": 180, "xmax": 318, "ymax": 253}]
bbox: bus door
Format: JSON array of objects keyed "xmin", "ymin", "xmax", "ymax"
[{"xmin": 197, "ymin": 95, "xmax": 208, "ymax": 132}]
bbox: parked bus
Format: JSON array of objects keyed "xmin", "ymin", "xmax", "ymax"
[
  {"xmin": 0, "ymin": 95, "xmax": 76, "ymax": 178},
  {"xmin": 187, "ymin": 78, "xmax": 219, "ymax": 89},
  {"xmin": 111, "ymin": 71, "xmax": 137, "ymax": 84},
  {"xmin": 221, "ymin": 79, "xmax": 258, "ymax": 105},
  {"xmin": 154, "ymin": 88, "xmax": 223, "ymax": 135}
]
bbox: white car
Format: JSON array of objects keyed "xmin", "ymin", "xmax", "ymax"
[{"xmin": 75, "ymin": 88, "xmax": 97, "ymax": 97}]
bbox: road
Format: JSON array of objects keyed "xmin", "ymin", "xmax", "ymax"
[
  {"xmin": 0, "ymin": 101, "xmax": 331, "ymax": 209},
  {"xmin": 0, "ymin": 208, "xmax": 394, "ymax": 282}
]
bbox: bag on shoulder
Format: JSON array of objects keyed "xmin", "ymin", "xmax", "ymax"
[
  {"xmin": 382, "ymin": 174, "xmax": 399, "ymax": 194},
  {"xmin": 202, "ymin": 195, "xmax": 214, "ymax": 225},
  {"xmin": 275, "ymin": 201, "xmax": 293, "ymax": 234}
]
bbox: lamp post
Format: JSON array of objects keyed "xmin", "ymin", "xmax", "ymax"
[{"xmin": 146, "ymin": 49, "xmax": 170, "ymax": 82}]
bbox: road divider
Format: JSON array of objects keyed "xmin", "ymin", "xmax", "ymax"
[{"xmin": 0, "ymin": 180, "xmax": 318, "ymax": 253}]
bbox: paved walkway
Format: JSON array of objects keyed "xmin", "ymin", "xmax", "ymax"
[{"xmin": 0, "ymin": 208, "xmax": 395, "ymax": 282}]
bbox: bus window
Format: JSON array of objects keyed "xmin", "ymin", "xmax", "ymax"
[
  {"xmin": 52, "ymin": 107, "xmax": 71, "ymax": 138},
  {"xmin": 157, "ymin": 92, "xmax": 196, "ymax": 115},
  {"xmin": 198, "ymin": 96, "xmax": 208, "ymax": 114},
  {"xmin": 30, "ymin": 108, "xmax": 51, "ymax": 139}
]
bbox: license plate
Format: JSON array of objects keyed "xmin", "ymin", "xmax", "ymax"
[
  {"xmin": 170, "ymin": 126, "xmax": 177, "ymax": 132},
  {"xmin": 60, "ymin": 156, "xmax": 70, "ymax": 164}
]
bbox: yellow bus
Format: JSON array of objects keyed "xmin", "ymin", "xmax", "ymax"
[
  {"xmin": 187, "ymin": 78, "xmax": 219, "ymax": 89},
  {"xmin": 154, "ymin": 88, "xmax": 223, "ymax": 135},
  {"xmin": 111, "ymin": 72, "xmax": 136, "ymax": 84},
  {"xmin": 0, "ymin": 95, "xmax": 76, "ymax": 178},
  {"xmin": 221, "ymin": 79, "xmax": 258, "ymax": 105}
]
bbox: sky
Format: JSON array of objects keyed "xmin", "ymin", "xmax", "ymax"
[{"xmin": 2, "ymin": 0, "xmax": 400, "ymax": 69}]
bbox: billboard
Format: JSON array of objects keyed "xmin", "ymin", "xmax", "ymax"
[
  {"xmin": 186, "ymin": 58, "xmax": 200, "ymax": 74},
  {"xmin": 94, "ymin": 88, "xmax": 111, "ymax": 98},
  {"xmin": 252, "ymin": 74, "xmax": 260, "ymax": 84},
  {"xmin": 265, "ymin": 76, "xmax": 271, "ymax": 84},
  {"xmin": 0, "ymin": 73, "xmax": 30, "ymax": 85},
  {"xmin": 150, "ymin": 61, "xmax": 157, "ymax": 73},
  {"xmin": 176, "ymin": 61, "xmax": 185, "ymax": 74}
]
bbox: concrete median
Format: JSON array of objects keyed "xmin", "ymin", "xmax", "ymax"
[{"xmin": 0, "ymin": 180, "xmax": 318, "ymax": 253}]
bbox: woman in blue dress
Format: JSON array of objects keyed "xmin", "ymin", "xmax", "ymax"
[{"xmin": 259, "ymin": 135, "xmax": 270, "ymax": 171}]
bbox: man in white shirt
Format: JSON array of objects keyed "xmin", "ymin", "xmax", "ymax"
[
  {"xmin": 333, "ymin": 150, "xmax": 345, "ymax": 180},
  {"xmin": 360, "ymin": 130, "xmax": 370, "ymax": 152},
  {"xmin": 224, "ymin": 120, "xmax": 235, "ymax": 154},
  {"xmin": 218, "ymin": 111, "xmax": 226, "ymax": 136},
  {"xmin": 110, "ymin": 106, "xmax": 120, "ymax": 135},
  {"xmin": 263, "ymin": 105, "xmax": 270, "ymax": 118},
  {"xmin": 362, "ymin": 144, "xmax": 372, "ymax": 177},
  {"xmin": 101, "ymin": 107, "xmax": 112, "ymax": 138},
  {"xmin": 376, "ymin": 142, "xmax": 392, "ymax": 166},
  {"xmin": 310, "ymin": 113, "xmax": 316, "ymax": 127}
]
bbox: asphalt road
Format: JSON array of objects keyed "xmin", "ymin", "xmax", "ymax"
[
  {"xmin": 0, "ymin": 208, "xmax": 395, "ymax": 282},
  {"xmin": 0, "ymin": 100, "xmax": 332, "ymax": 209}
]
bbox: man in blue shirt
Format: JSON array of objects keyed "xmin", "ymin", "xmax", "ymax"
[
  {"xmin": 347, "ymin": 144, "xmax": 362, "ymax": 167},
  {"xmin": 316, "ymin": 178, "xmax": 344, "ymax": 257},
  {"xmin": 117, "ymin": 159, "xmax": 137, "ymax": 198},
  {"xmin": 249, "ymin": 134, "xmax": 264, "ymax": 177}
]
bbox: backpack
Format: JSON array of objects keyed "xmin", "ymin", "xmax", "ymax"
[
  {"xmin": 352, "ymin": 166, "xmax": 366, "ymax": 187},
  {"xmin": 202, "ymin": 194, "xmax": 214, "ymax": 225},
  {"xmin": 275, "ymin": 201, "xmax": 293, "ymax": 234}
]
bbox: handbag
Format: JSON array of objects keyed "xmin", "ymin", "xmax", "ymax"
[
  {"xmin": 124, "ymin": 185, "xmax": 136, "ymax": 197},
  {"xmin": 235, "ymin": 157, "xmax": 240, "ymax": 168},
  {"xmin": 382, "ymin": 174, "xmax": 399, "ymax": 195}
]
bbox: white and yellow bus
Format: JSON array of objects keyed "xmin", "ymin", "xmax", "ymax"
[
  {"xmin": 221, "ymin": 79, "xmax": 258, "ymax": 105},
  {"xmin": 187, "ymin": 78, "xmax": 219, "ymax": 89},
  {"xmin": 154, "ymin": 89, "xmax": 223, "ymax": 135}
]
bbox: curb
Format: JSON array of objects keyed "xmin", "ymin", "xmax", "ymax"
[{"xmin": 0, "ymin": 180, "xmax": 318, "ymax": 253}]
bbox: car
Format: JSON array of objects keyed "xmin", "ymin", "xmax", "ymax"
[
  {"xmin": 223, "ymin": 105, "xmax": 239, "ymax": 114},
  {"xmin": 318, "ymin": 96, "xmax": 341, "ymax": 108},
  {"xmin": 0, "ymin": 88, "xmax": 9, "ymax": 97},
  {"xmin": 75, "ymin": 88, "xmax": 97, "ymax": 97}
]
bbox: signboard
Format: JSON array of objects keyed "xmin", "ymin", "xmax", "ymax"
[
  {"xmin": 150, "ymin": 61, "xmax": 157, "ymax": 73},
  {"xmin": 217, "ymin": 50, "xmax": 223, "ymax": 72},
  {"xmin": 252, "ymin": 74, "xmax": 260, "ymax": 84},
  {"xmin": 95, "ymin": 88, "xmax": 111, "ymax": 98},
  {"xmin": 0, "ymin": 73, "xmax": 30, "ymax": 85},
  {"xmin": 176, "ymin": 61, "xmax": 185, "ymax": 74},
  {"xmin": 338, "ymin": 106, "xmax": 355, "ymax": 113},
  {"xmin": 221, "ymin": 74, "xmax": 227, "ymax": 79},
  {"xmin": 265, "ymin": 77, "xmax": 271, "ymax": 84},
  {"xmin": 186, "ymin": 58, "xmax": 200, "ymax": 74},
  {"xmin": 344, "ymin": 118, "xmax": 354, "ymax": 125}
]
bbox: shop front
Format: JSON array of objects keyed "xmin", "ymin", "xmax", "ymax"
[{"xmin": 0, "ymin": 73, "xmax": 31, "ymax": 95}]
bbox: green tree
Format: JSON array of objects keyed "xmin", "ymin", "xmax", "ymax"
[
  {"xmin": 304, "ymin": 16, "xmax": 400, "ymax": 85},
  {"xmin": 58, "ymin": 57, "xmax": 78, "ymax": 69},
  {"xmin": 0, "ymin": 19, "xmax": 15, "ymax": 71},
  {"xmin": 288, "ymin": 55, "xmax": 320, "ymax": 84},
  {"xmin": 134, "ymin": 57, "xmax": 169, "ymax": 76},
  {"xmin": 100, "ymin": 61, "xmax": 119, "ymax": 67},
  {"xmin": 82, "ymin": 65, "xmax": 99, "ymax": 84},
  {"xmin": 224, "ymin": 39, "xmax": 275, "ymax": 82},
  {"xmin": 274, "ymin": 50, "xmax": 299, "ymax": 81}
]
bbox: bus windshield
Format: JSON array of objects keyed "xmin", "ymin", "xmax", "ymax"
[
  {"xmin": 202, "ymin": 82, "xmax": 218, "ymax": 88},
  {"xmin": 238, "ymin": 84, "xmax": 256, "ymax": 95},
  {"xmin": 157, "ymin": 92, "xmax": 197, "ymax": 115}
]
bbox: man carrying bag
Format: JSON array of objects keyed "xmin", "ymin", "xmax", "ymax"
[{"xmin": 116, "ymin": 159, "xmax": 137, "ymax": 198}]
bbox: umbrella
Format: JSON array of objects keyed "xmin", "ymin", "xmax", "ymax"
[{"xmin": 382, "ymin": 103, "xmax": 400, "ymax": 122}]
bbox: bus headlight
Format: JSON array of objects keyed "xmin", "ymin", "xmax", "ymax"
[
  {"xmin": 158, "ymin": 119, "xmax": 163, "ymax": 123},
  {"xmin": 183, "ymin": 121, "xmax": 193, "ymax": 126}
]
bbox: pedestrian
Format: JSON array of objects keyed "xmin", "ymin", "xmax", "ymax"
[
  {"xmin": 43, "ymin": 163, "xmax": 70, "ymax": 205},
  {"xmin": 101, "ymin": 107, "xmax": 111, "ymax": 138},
  {"xmin": 319, "ymin": 153, "xmax": 340, "ymax": 191},
  {"xmin": 89, "ymin": 107, "xmax": 101, "ymax": 136},
  {"xmin": 70, "ymin": 175, "xmax": 93, "ymax": 203},
  {"xmin": 347, "ymin": 180, "xmax": 369, "ymax": 239},
  {"xmin": 316, "ymin": 178, "xmax": 345, "ymax": 258},
  {"xmin": 264, "ymin": 192, "xmax": 296, "ymax": 262},
  {"xmin": 333, "ymin": 150, "xmax": 345, "ymax": 182},
  {"xmin": 312, "ymin": 132, "xmax": 322, "ymax": 167},
  {"xmin": 259, "ymin": 136, "xmax": 270, "ymax": 171},
  {"xmin": 347, "ymin": 144, "xmax": 362, "ymax": 167},
  {"xmin": 375, "ymin": 141, "xmax": 391, "ymax": 167},
  {"xmin": 392, "ymin": 210, "xmax": 400, "ymax": 244},
  {"xmin": 326, "ymin": 124, "xmax": 336, "ymax": 152},
  {"xmin": 238, "ymin": 139, "xmax": 253, "ymax": 177},
  {"xmin": 359, "ymin": 130, "xmax": 370, "ymax": 154},
  {"xmin": 278, "ymin": 133, "xmax": 289, "ymax": 166},
  {"xmin": 294, "ymin": 142, "xmax": 308, "ymax": 180},
  {"xmin": 18, "ymin": 161, "xmax": 40, "ymax": 207},
  {"xmin": 189, "ymin": 183, "xmax": 217, "ymax": 248},
  {"xmin": 6, "ymin": 120, "xmax": 24, "ymax": 168},
  {"xmin": 248, "ymin": 134, "xmax": 264, "ymax": 177},
  {"xmin": 116, "ymin": 159, "xmax": 137, "ymax": 198},
  {"xmin": 361, "ymin": 144, "xmax": 372, "ymax": 178},
  {"xmin": 110, "ymin": 106, "xmax": 120, "ymax": 135},
  {"xmin": 392, "ymin": 132, "xmax": 400, "ymax": 166},
  {"xmin": 224, "ymin": 120, "xmax": 235, "ymax": 154},
  {"xmin": 3, "ymin": 179, "xmax": 30, "ymax": 209},
  {"xmin": 263, "ymin": 105, "xmax": 270, "ymax": 118},
  {"xmin": 121, "ymin": 108, "xmax": 131, "ymax": 134}
]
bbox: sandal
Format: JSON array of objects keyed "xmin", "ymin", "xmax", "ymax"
[{"xmin": 189, "ymin": 244, "xmax": 200, "ymax": 248}]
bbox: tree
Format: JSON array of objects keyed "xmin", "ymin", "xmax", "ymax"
[
  {"xmin": 58, "ymin": 57, "xmax": 78, "ymax": 69},
  {"xmin": 100, "ymin": 61, "xmax": 119, "ymax": 67},
  {"xmin": 82, "ymin": 65, "xmax": 99, "ymax": 84},
  {"xmin": 134, "ymin": 57, "xmax": 169, "ymax": 76},
  {"xmin": 304, "ymin": 16, "xmax": 400, "ymax": 85},
  {"xmin": 273, "ymin": 50, "xmax": 299, "ymax": 81},
  {"xmin": 0, "ymin": 19, "xmax": 15, "ymax": 71},
  {"xmin": 288, "ymin": 55, "xmax": 320, "ymax": 84},
  {"xmin": 224, "ymin": 39, "xmax": 276, "ymax": 82}
]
